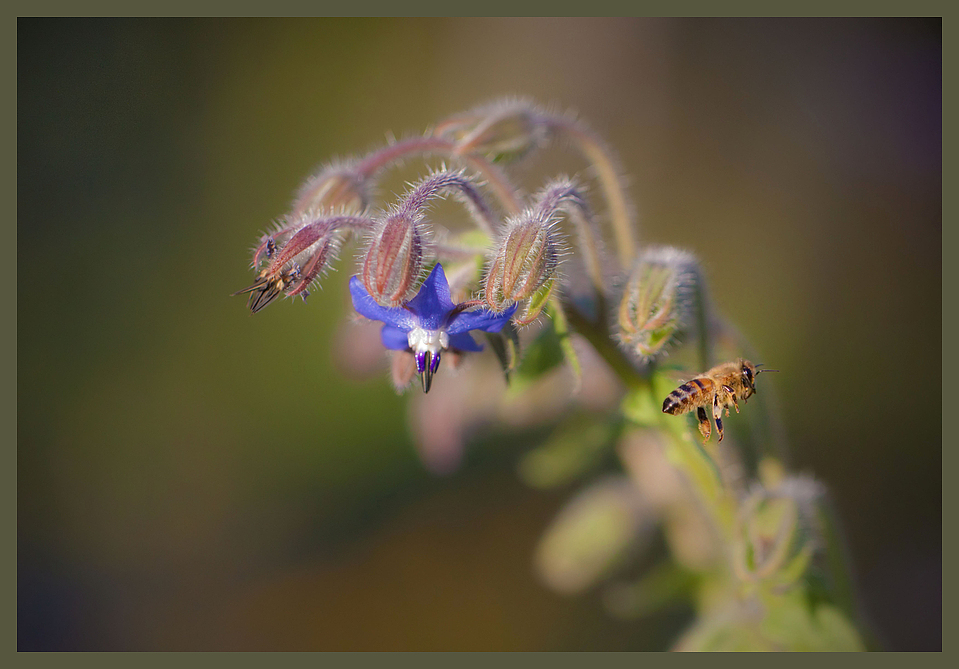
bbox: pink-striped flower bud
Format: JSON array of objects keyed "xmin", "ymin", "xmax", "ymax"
[
  {"xmin": 484, "ymin": 213, "xmax": 562, "ymax": 324},
  {"xmin": 361, "ymin": 212, "xmax": 428, "ymax": 307},
  {"xmin": 616, "ymin": 247, "xmax": 702, "ymax": 360},
  {"xmin": 436, "ymin": 99, "xmax": 547, "ymax": 163},
  {"xmin": 291, "ymin": 163, "xmax": 369, "ymax": 217}
]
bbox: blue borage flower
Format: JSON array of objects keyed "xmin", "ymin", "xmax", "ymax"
[{"xmin": 350, "ymin": 264, "xmax": 517, "ymax": 392}]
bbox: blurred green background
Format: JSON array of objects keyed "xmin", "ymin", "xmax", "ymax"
[{"xmin": 18, "ymin": 18, "xmax": 940, "ymax": 650}]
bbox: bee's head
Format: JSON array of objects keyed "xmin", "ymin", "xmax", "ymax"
[
  {"xmin": 740, "ymin": 359, "xmax": 757, "ymax": 394},
  {"xmin": 742, "ymin": 359, "xmax": 778, "ymax": 395}
]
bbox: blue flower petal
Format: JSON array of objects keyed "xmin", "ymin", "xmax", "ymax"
[
  {"xmin": 405, "ymin": 264, "xmax": 456, "ymax": 330},
  {"xmin": 349, "ymin": 276, "xmax": 415, "ymax": 331},
  {"xmin": 449, "ymin": 332, "xmax": 483, "ymax": 352},
  {"xmin": 447, "ymin": 303, "xmax": 518, "ymax": 336},
  {"xmin": 380, "ymin": 325, "xmax": 411, "ymax": 351}
]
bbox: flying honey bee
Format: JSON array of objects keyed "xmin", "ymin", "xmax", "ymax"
[{"xmin": 662, "ymin": 359, "xmax": 778, "ymax": 443}]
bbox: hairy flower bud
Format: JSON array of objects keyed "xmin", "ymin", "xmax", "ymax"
[
  {"xmin": 360, "ymin": 169, "xmax": 499, "ymax": 307},
  {"xmin": 484, "ymin": 177, "xmax": 601, "ymax": 324},
  {"xmin": 616, "ymin": 247, "xmax": 702, "ymax": 360},
  {"xmin": 361, "ymin": 213, "xmax": 428, "ymax": 308},
  {"xmin": 291, "ymin": 163, "xmax": 369, "ymax": 217},
  {"xmin": 484, "ymin": 214, "xmax": 561, "ymax": 319},
  {"xmin": 436, "ymin": 99, "xmax": 547, "ymax": 163}
]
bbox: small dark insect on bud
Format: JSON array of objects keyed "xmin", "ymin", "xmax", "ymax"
[
  {"xmin": 233, "ymin": 262, "xmax": 304, "ymax": 314},
  {"xmin": 616, "ymin": 247, "xmax": 702, "ymax": 360},
  {"xmin": 436, "ymin": 99, "xmax": 547, "ymax": 163},
  {"xmin": 361, "ymin": 213, "xmax": 428, "ymax": 308},
  {"xmin": 291, "ymin": 164, "xmax": 369, "ymax": 217},
  {"xmin": 484, "ymin": 213, "xmax": 562, "ymax": 324},
  {"xmin": 236, "ymin": 213, "xmax": 371, "ymax": 314}
]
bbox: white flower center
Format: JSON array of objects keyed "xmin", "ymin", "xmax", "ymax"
[{"xmin": 407, "ymin": 327, "xmax": 449, "ymax": 354}]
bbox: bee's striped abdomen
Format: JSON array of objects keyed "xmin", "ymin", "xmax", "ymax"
[{"xmin": 662, "ymin": 377, "xmax": 713, "ymax": 415}]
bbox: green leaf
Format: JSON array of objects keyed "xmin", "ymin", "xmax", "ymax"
[
  {"xmin": 485, "ymin": 320, "xmax": 521, "ymax": 384},
  {"xmin": 507, "ymin": 318, "xmax": 566, "ymax": 395},
  {"xmin": 621, "ymin": 384, "xmax": 660, "ymax": 427},
  {"xmin": 602, "ymin": 561, "xmax": 698, "ymax": 619},
  {"xmin": 676, "ymin": 590, "xmax": 866, "ymax": 651}
]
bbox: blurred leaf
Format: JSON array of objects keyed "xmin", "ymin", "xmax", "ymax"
[
  {"xmin": 602, "ymin": 561, "xmax": 698, "ymax": 620},
  {"xmin": 621, "ymin": 384, "xmax": 660, "ymax": 427},
  {"xmin": 534, "ymin": 476, "xmax": 654, "ymax": 596},
  {"xmin": 507, "ymin": 317, "xmax": 565, "ymax": 395},
  {"xmin": 772, "ymin": 543, "xmax": 815, "ymax": 590},
  {"xmin": 759, "ymin": 591, "xmax": 866, "ymax": 651},
  {"xmin": 517, "ymin": 413, "xmax": 620, "ymax": 489},
  {"xmin": 676, "ymin": 589, "xmax": 866, "ymax": 651}
]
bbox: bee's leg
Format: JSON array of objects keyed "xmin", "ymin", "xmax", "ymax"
[
  {"xmin": 723, "ymin": 385, "xmax": 740, "ymax": 413},
  {"xmin": 696, "ymin": 406, "xmax": 711, "ymax": 442},
  {"xmin": 713, "ymin": 394, "xmax": 725, "ymax": 442}
]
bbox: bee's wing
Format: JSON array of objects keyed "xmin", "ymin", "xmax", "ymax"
[{"xmin": 662, "ymin": 367, "xmax": 695, "ymax": 385}]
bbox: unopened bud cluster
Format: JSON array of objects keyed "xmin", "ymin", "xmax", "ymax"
[
  {"xmin": 236, "ymin": 160, "xmax": 375, "ymax": 314},
  {"xmin": 616, "ymin": 247, "xmax": 702, "ymax": 360}
]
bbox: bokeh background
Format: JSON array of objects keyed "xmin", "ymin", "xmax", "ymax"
[{"xmin": 18, "ymin": 18, "xmax": 941, "ymax": 650}]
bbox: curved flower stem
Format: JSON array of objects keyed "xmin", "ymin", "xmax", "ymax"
[
  {"xmin": 354, "ymin": 136, "xmax": 524, "ymax": 216},
  {"xmin": 534, "ymin": 180, "xmax": 606, "ymax": 301},
  {"xmin": 543, "ymin": 116, "xmax": 637, "ymax": 268},
  {"xmin": 396, "ymin": 170, "xmax": 500, "ymax": 237}
]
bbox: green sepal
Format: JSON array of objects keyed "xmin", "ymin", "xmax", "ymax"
[{"xmin": 514, "ymin": 278, "xmax": 555, "ymax": 325}]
